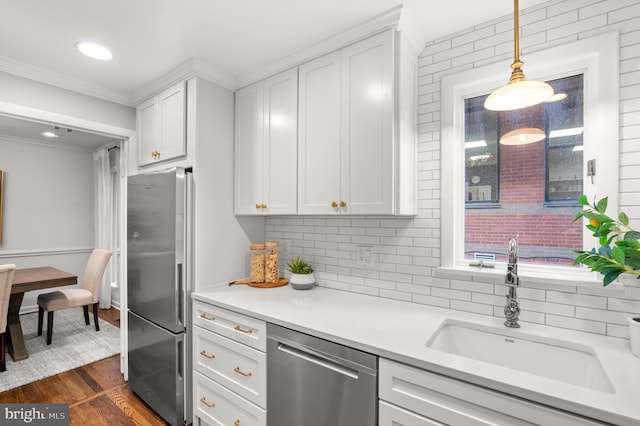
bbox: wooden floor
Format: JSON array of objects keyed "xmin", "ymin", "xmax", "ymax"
[{"xmin": 0, "ymin": 308, "xmax": 169, "ymax": 426}]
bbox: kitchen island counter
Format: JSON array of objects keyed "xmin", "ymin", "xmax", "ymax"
[{"xmin": 193, "ymin": 284, "xmax": 640, "ymax": 425}]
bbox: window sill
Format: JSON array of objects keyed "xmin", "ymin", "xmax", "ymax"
[{"xmin": 435, "ymin": 264, "xmax": 624, "ymax": 293}]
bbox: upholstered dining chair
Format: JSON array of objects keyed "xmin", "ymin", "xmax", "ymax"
[
  {"xmin": 37, "ymin": 249, "xmax": 112, "ymax": 345},
  {"xmin": 1, "ymin": 263, "xmax": 17, "ymax": 372}
]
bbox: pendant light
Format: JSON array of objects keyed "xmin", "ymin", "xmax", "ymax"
[{"xmin": 484, "ymin": 0, "xmax": 554, "ymax": 111}]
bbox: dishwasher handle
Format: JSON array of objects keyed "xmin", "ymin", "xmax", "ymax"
[{"xmin": 277, "ymin": 342, "xmax": 360, "ymax": 379}]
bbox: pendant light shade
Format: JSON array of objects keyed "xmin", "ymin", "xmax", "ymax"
[
  {"xmin": 485, "ymin": 79, "xmax": 554, "ymax": 111},
  {"xmin": 484, "ymin": 0, "xmax": 554, "ymax": 111},
  {"xmin": 499, "ymin": 103, "xmax": 545, "ymax": 145}
]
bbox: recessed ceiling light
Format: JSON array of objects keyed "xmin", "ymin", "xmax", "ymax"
[
  {"xmin": 76, "ymin": 42, "xmax": 112, "ymax": 60},
  {"xmin": 41, "ymin": 131, "xmax": 59, "ymax": 138}
]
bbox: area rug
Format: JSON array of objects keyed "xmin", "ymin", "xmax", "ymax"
[{"xmin": 0, "ymin": 309, "xmax": 120, "ymax": 392}]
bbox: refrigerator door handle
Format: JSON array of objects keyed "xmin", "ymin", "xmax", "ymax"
[
  {"xmin": 177, "ymin": 338, "xmax": 184, "ymax": 381},
  {"xmin": 177, "ymin": 262, "xmax": 183, "ymax": 328}
]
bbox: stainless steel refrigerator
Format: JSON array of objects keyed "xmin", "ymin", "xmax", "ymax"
[{"xmin": 127, "ymin": 167, "xmax": 192, "ymax": 426}]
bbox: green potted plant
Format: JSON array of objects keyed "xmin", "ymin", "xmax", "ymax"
[
  {"xmin": 286, "ymin": 256, "xmax": 315, "ymax": 290},
  {"xmin": 573, "ymin": 195, "xmax": 640, "ymax": 357}
]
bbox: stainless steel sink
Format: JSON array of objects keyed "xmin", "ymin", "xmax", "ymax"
[{"xmin": 426, "ymin": 319, "xmax": 614, "ymax": 393}]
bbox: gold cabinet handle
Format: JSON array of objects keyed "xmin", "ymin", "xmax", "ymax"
[
  {"xmin": 200, "ymin": 396, "xmax": 215, "ymax": 408},
  {"xmin": 331, "ymin": 201, "xmax": 338, "ymax": 208},
  {"xmin": 255, "ymin": 203, "xmax": 261, "ymax": 209},
  {"xmin": 340, "ymin": 201, "xmax": 346, "ymax": 207},
  {"xmin": 234, "ymin": 325, "xmax": 252, "ymax": 334},
  {"xmin": 234, "ymin": 366, "xmax": 252, "ymax": 377},
  {"xmin": 261, "ymin": 203, "xmax": 267, "ymax": 209},
  {"xmin": 199, "ymin": 350, "xmax": 215, "ymax": 359},
  {"xmin": 199, "ymin": 313, "xmax": 215, "ymax": 321},
  {"xmin": 235, "ymin": 420, "xmax": 241, "ymax": 426}
]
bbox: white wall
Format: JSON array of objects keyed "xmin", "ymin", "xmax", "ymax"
[
  {"xmin": 192, "ymin": 77, "xmax": 265, "ymax": 289},
  {"xmin": 0, "ymin": 71, "xmax": 135, "ymax": 131},
  {"xmin": 266, "ymin": 0, "xmax": 640, "ymax": 340},
  {"xmin": 0, "ymin": 136, "xmax": 95, "ymax": 311}
]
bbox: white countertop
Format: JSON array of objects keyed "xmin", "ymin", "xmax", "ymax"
[{"xmin": 193, "ymin": 284, "xmax": 640, "ymax": 426}]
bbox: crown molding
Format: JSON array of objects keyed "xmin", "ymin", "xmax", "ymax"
[
  {"xmin": 131, "ymin": 58, "xmax": 237, "ymax": 104},
  {"xmin": 0, "ymin": 55, "xmax": 133, "ymax": 106}
]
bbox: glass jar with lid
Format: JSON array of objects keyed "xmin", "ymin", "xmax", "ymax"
[
  {"xmin": 250, "ymin": 243, "xmax": 266, "ymax": 283},
  {"xmin": 264, "ymin": 241, "xmax": 279, "ymax": 283}
]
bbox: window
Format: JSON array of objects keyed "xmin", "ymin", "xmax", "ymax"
[
  {"xmin": 463, "ymin": 75, "xmax": 584, "ymax": 266},
  {"xmin": 441, "ymin": 32, "xmax": 619, "ymax": 284}
]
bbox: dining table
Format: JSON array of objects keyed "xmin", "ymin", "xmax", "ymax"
[{"xmin": 7, "ymin": 266, "xmax": 77, "ymax": 361}]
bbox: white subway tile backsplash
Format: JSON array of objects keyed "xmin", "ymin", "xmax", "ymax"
[
  {"xmin": 576, "ymin": 307, "xmax": 630, "ymax": 325},
  {"xmin": 546, "ymin": 315, "xmax": 607, "ymax": 335},
  {"xmin": 546, "ymin": 291, "xmax": 607, "ymax": 309},
  {"xmin": 522, "ymin": 299, "xmax": 575, "ymax": 317},
  {"xmin": 451, "ymin": 279, "xmax": 495, "ymax": 295},
  {"xmin": 432, "ymin": 287, "xmax": 471, "ymax": 302},
  {"xmin": 265, "ymin": 0, "xmax": 640, "ymax": 341},
  {"xmin": 608, "ymin": 298, "xmax": 640, "ymax": 314},
  {"xmin": 413, "ymin": 293, "xmax": 450, "ymax": 308},
  {"xmin": 451, "ymin": 300, "xmax": 493, "ymax": 316}
]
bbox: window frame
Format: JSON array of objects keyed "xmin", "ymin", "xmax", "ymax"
[{"xmin": 440, "ymin": 31, "xmax": 619, "ymax": 286}]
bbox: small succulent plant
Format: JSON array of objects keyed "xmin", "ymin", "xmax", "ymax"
[
  {"xmin": 573, "ymin": 195, "xmax": 640, "ymax": 286},
  {"xmin": 286, "ymin": 256, "xmax": 313, "ymax": 274}
]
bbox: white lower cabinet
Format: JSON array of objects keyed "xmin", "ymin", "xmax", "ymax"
[
  {"xmin": 194, "ymin": 371, "xmax": 266, "ymax": 426},
  {"xmin": 193, "ymin": 301, "xmax": 267, "ymax": 426},
  {"xmin": 379, "ymin": 358, "xmax": 605, "ymax": 426}
]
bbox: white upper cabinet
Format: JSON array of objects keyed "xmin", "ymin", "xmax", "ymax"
[
  {"xmin": 298, "ymin": 52, "xmax": 342, "ymax": 215},
  {"xmin": 137, "ymin": 81, "xmax": 186, "ymax": 166},
  {"xmin": 234, "ymin": 68, "xmax": 298, "ymax": 215},
  {"xmin": 299, "ymin": 29, "xmax": 407, "ymax": 215}
]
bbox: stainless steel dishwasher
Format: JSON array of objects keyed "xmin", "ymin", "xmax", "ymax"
[{"xmin": 267, "ymin": 323, "xmax": 378, "ymax": 426}]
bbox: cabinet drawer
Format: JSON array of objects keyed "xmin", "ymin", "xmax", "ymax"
[
  {"xmin": 194, "ymin": 371, "xmax": 266, "ymax": 426},
  {"xmin": 193, "ymin": 325, "xmax": 266, "ymax": 408},
  {"xmin": 379, "ymin": 400, "xmax": 444, "ymax": 426},
  {"xmin": 193, "ymin": 300, "xmax": 266, "ymax": 351},
  {"xmin": 379, "ymin": 358, "xmax": 604, "ymax": 426}
]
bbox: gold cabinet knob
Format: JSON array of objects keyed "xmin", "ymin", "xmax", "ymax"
[
  {"xmin": 234, "ymin": 420, "xmax": 241, "ymax": 426},
  {"xmin": 261, "ymin": 203, "xmax": 267, "ymax": 209},
  {"xmin": 331, "ymin": 201, "xmax": 338, "ymax": 208},
  {"xmin": 340, "ymin": 201, "xmax": 346, "ymax": 207},
  {"xmin": 255, "ymin": 203, "xmax": 261, "ymax": 209}
]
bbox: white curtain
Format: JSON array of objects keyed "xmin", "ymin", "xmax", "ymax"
[{"xmin": 94, "ymin": 148, "xmax": 113, "ymax": 309}]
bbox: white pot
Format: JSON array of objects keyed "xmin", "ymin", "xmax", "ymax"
[
  {"xmin": 629, "ymin": 316, "xmax": 640, "ymax": 358},
  {"xmin": 289, "ymin": 272, "xmax": 315, "ymax": 290}
]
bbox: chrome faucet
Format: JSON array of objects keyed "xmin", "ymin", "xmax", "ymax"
[{"xmin": 504, "ymin": 237, "xmax": 521, "ymax": 328}]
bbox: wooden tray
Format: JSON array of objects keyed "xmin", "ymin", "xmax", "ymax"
[{"xmin": 230, "ymin": 278, "xmax": 289, "ymax": 288}]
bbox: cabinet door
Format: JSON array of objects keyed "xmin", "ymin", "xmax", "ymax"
[
  {"xmin": 158, "ymin": 81, "xmax": 187, "ymax": 162},
  {"xmin": 341, "ymin": 30, "xmax": 394, "ymax": 214},
  {"xmin": 262, "ymin": 68, "xmax": 298, "ymax": 214},
  {"xmin": 234, "ymin": 81, "xmax": 265, "ymax": 214},
  {"xmin": 137, "ymin": 96, "xmax": 159, "ymax": 166},
  {"xmin": 298, "ymin": 52, "xmax": 342, "ymax": 214}
]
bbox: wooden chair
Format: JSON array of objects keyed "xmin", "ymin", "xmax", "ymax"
[
  {"xmin": 37, "ymin": 249, "xmax": 112, "ymax": 345},
  {"xmin": 0, "ymin": 263, "xmax": 17, "ymax": 372}
]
